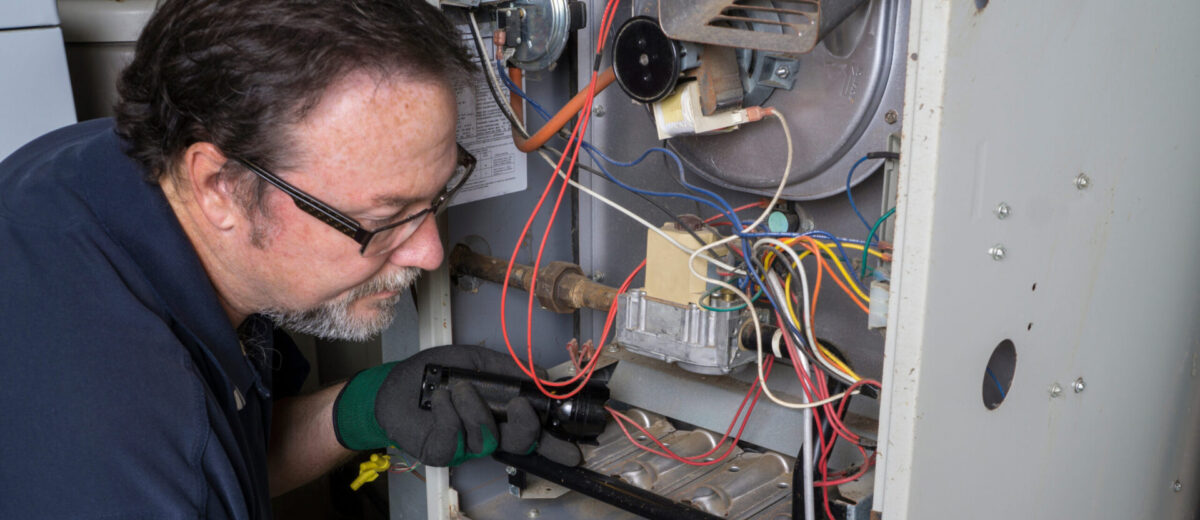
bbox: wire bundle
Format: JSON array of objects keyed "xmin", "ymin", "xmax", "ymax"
[{"xmin": 466, "ymin": 3, "xmax": 895, "ymax": 519}]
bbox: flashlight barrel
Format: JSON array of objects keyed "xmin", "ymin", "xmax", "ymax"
[{"xmin": 418, "ymin": 364, "xmax": 610, "ymax": 441}]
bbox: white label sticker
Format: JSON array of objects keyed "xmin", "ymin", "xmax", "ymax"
[{"xmin": 451, "ymin": 23, "xmax": 527, "ymax": 207}]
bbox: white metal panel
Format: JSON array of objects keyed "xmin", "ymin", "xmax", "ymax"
[
  {"xmin": 0, "ymin": 27, "xmax": 76, "ymax": 160},
  {"xmin": 0, "ymin": 0, "xmax": 59, "ymax": 29},
  {"xmin": 877, "ymin": 1, "xmax": 1200, "ymax": 518}
]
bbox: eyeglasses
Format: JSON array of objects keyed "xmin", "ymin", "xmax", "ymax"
[{"xmin": 233, "ymin": 143, "xmax": 476, "ymax": 257}]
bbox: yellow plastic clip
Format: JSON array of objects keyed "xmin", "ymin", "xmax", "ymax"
[{"xmin": 349, "ymin": 453, "xmax": 391, "ymax": 491}]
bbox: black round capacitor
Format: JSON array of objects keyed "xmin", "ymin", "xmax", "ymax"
[{"xmin": 612, "ymin": 16, "xmax": 682, "ymax": 103}]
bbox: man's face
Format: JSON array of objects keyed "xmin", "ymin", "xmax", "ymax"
[{"xmin": 239, "ymin": 72, "xmax": 459, "ymax": 340}]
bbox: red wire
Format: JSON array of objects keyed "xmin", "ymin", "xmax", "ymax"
[
  {"xmin": 499, "ymin": 0, "xmax": 624, "ymax": 398},
  {"xmin": 605, "ymin": 357, "xmax": 774, "ymax": 466}
]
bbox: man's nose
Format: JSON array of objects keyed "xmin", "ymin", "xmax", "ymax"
[{"xmin": 386, "ymin": 216, "xmax": 444, "ymax": 271}]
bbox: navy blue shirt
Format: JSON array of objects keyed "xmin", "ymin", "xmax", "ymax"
[{"xmin": 0, "ymin": 119, "xmax": 307, "ymax": 518}]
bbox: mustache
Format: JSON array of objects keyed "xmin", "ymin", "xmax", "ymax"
[{"xmin": 347, "ymin": 267, "xmax": 422, "ymax": 301}]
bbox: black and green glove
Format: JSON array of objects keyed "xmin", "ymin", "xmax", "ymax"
[{"xmin": 332, "ymin": 344, "xmax": 581, "ymax": 467}]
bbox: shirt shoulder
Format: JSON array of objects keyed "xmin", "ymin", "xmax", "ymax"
[{"xmin": 0, "ymin": 118, "xmax": 146, "ymax": 230}]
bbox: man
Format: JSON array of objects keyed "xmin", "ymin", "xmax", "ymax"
[{"xmin": 0, "ymin": 0, "xmax": 577, "ymax": 517}]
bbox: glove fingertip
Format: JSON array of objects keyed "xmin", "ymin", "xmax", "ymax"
[{"xmin": 537, "ymin": 433, "xmax": 582, "ymax": 467}]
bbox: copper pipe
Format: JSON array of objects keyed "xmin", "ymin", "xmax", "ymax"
[{"xmin": 449, "ymin": 244, "xmax": 619, "ymax": 313}]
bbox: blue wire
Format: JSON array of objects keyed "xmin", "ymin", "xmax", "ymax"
[
  {"xmin": 986, "ymin": 368, "xmax": 1007, "ymax": 398},
  {"xmin": 499, "ymin": 61, "xmax": 553, "ymax": 121},
  {"xmin": 845, "ymin": 156, "xmax": 874, "ymax": 232},
  {"xmin": 582, "ymin": 143, "xmax": 739, "ymax": 221},
  {"xmin": 501, "ymin": 59, "xmax": 744, "ymax": 227},
  {"xmin": 501, "ymin": 59, "xmax": 855, "ymax": 317}
]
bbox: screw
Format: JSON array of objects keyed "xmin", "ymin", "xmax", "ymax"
[
  {"xmin": 1074, "ymin": 173, "xmax": 1090, "ymax": 190},
  {"xmin": 1049, "ymin": 383, "xmax": 1063, "ymax": 398},
  {"xmin": 527, "ymin": 508, "xmax": 541, "ymax": 518},
  {"xmin": 1073, "ymin": 377, "xmax": 1086, "ymax": 393},
  {"xmin": 994, "ymin": 202, "xmax": 1011, "ymax": 219},
  {"xmin": 567, "ymin": 365, "xmax": 577, "ymax": 375},
  {"xmin": 884, "ymin": 110, "xmax": 899, "ymax": 124},
  {"xmin": 606, "ymin": 343, "xmax": 619, "ymax": 353},
  {"xmin": 989, "ymin": 244, "xmax": 1007, "ymax": 261},
  {"xmin": 591, "ymin": 271, "xmax": 606, "ymax": 282},
  {"xmin": 592, "ymin": 105, "xmax": 606, "ymax": 118},
  {"xmin": 1173, "ymin": 480, "xmax": 1183, "ymax": 492},
  {"xmin": 505, "ymin": 466, "xmax": 518, "ymax": 476},
  {"xmin": 774, "ymin": 66, "xmax": 790, "ymax": 79}
]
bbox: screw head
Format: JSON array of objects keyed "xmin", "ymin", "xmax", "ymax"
[
  {"xmin": 884, "ymin": 109, "xmax": 899, "ymax": 124},
  {"xmin": 1173, "ymin": 480, "xmax": 1183, "ymax": 492},
  {"xmin": 1074, "ymin": 173, "xmax": 1091, "ymax": 189},
  {"xmin": 527, "ymin": 508, "xmax": 541, "ymax": 518},
  {"xmin": 1073, "ymin": 377, "xmax": 1086, "ymax": 393},
  {"xmin": 774, "ymin": 66, "xmax": 790, "ymax": 79},
  {"xmin": 1049, "ymin": 382, "xmax": 1063, "ymax": 398},
  {"xmin": 567, "ymin": 365, "xmax": 577, "ymax": 375},
  {"xmin": 592, "ymin": 105, "xmax": 606, "ymax": 118},
  {"xmin": 989, "ymin": 245, "xmax": 1007, "ymax": 261},
  {"xmin": 606, "ymin": 343, "xmax": 619, "ymax": 353},
  {"xmin": 505, "ymin": 466, "xmax": 518, "ymax": 476},
  {"xmin": 994, "ymin": 202, "xmax": 1011, "ymax": 219}
]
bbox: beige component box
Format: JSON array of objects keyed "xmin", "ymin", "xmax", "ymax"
[{"xmin": 643, "ymin": 223, "xmax": 728, "ymax": 305}]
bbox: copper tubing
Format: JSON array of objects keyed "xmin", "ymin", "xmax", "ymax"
[
  {"xmin": 449, "ymin": 244, "xmax": 619, "ymax": 313},
  {"xmin": 510, "ymin": 66, "xmax": 617, "ymax": 153}
]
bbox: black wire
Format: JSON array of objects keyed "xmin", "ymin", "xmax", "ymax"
[
  {"xmin": 539, "ymin": 146, "xmax": 714, "ymax": 249},
  {"xmin": 467, "ymin": 8, "xmax": 721, "ymax": 268}
]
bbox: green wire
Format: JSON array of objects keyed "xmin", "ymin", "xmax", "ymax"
[
  {"xmin": 861, "ymin": 207, "xmax": 896, "ymax": 280},
  {"xmin": 698, "ymin": 285, "xmax": 764, "ymax": 312}
]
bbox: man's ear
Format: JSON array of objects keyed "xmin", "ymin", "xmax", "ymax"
[{"xmin": 180, "ymin": 142, "xmax": 243, "ymax": 232}]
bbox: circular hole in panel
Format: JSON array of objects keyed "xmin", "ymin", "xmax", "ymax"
[
  {"xmin": 975, "ymin": 0, "xmax": 989, "ymax": 10},
  {"xmin": 982, "ymin": 339, "xmax": 1017, "ymax": 410}
]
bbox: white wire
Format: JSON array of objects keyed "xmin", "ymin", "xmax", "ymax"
[
  {"xmin": 793, "ymin": 329, "xmax": 817, "ymax": 520},
  {"xmin": 758, "ymin": 244, "xmax": 857, "ymax": 384},
  {"xmin": 532, "ymin": 150, "xmax": 742, "ymax": 273},
  {"xmin": 684, "ymin": 112, "xmax": 857, "ymax": 409},
  {"xmin": 471, "ymin": 33, "xmax": 744, "ymax": 275}
]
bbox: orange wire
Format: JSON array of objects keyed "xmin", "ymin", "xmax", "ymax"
[{"xmin": 510, "ymin": 67, "xmax": 617, "ymax": 153}]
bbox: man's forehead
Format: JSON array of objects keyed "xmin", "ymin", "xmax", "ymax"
[{"xmin": 291, "ymin": 72, "xmax": 458, "ymax": 199}]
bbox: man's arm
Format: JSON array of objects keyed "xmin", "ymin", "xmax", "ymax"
[{"xmin": 267, "ymin": 382, "xmax": 354, "ymax": 497}]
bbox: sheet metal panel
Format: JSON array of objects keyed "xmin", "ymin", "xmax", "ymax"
[{"xmin": 876, "ymin": 1, "xmax": 1200, "ymax": 517}]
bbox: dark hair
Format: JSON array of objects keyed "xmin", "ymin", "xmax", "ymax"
[{"xmin": 115, "ymin": 0, "xmax": 473, "ymax": 190}]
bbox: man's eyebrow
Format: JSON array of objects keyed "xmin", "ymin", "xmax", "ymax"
[{"xmin": 372, "ymin": 194, "xmax": 421, "ymax": 208}]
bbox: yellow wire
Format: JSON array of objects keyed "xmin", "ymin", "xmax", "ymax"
[
  {"xmin": 802, "ymin": 240, "xmax": 871, "ymax": 303},
  {"xmin": 766, "ymin": 240, "xmax": 884, "ymax": 304},
  {"xmin": 783, "ymin": 272, "xmax": 862, "ymax": 381}
]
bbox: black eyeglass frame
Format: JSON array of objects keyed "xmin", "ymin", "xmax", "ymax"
[{"xmin": 232, "ymin": 143, "xmax": 476, "ymax": 256}]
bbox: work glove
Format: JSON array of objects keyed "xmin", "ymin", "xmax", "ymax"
[{"xmin": 332, "ymin": 344, "xmax": 581, "ymax": 467}]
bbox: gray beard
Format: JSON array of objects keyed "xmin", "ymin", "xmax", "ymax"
[{"xmin": 261, "ymin": 267, "xmax": 421, "ymax": 341}]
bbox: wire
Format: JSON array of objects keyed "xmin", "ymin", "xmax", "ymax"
[
  {"xmin": 860, "ymin": 207, "xmax": 896, "ymax": 280},
  {"xmin": 508, "ymin": 65, "xmax": 618, "ymax": 153},
  {"xmin": 466, "ymin": 12, "xmax": 527, "ymax": 139},
  {"xmin": 986, "ymin": 367, "xmax": 1007, "ymax": 398},
  {"xmin": 844, "ymin": 156, "xmax": 876, "ymax": 232},
  {"xmin": 605, "ymin": 357, "xmax": 774, "ymax": 467},
  {"xmin": 485, "ymin": 44, "xmax": 739, "ymax": 273},
  {"xmin": 697, "ymin": 285, "xmax": 763, "ymax": 312}
]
